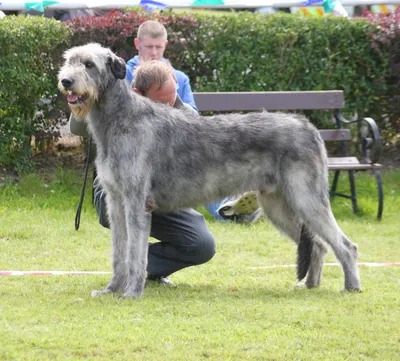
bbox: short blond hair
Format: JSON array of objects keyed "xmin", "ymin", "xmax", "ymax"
[
  {"xmin": 133, "ymin": 60, "xmax": 176, "ymax": 96},
  {"xmin": 137, "ymin": 20, "xmax": 167, "ymax": 41}
]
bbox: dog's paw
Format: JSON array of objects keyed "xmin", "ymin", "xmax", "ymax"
[
  {"xmin": 119, "ymin": 285, "xmax": 144, "ymax": 299},
  {"xmin": 91, "ymin": 288, "xmax": 113, "ymax": 297},
  {"xmin": 118, "ymin": 291, "xmax": 143, "ymax": 300},
  {"xmin": 341, "ymin": 287, "xmax": 363, "ymax": 293}
]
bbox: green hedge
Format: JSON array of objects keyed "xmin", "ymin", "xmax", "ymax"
[
  {"xmin": 362, "ymin": 8, "xmax": 400, "ymax": 141},
  {"xmin": 184, "ymin": 12, "xmax": 388, "ymax": 126},
  {"xmin": 0, "ymin": 15, "xmax": 72, "ymax": 172}
]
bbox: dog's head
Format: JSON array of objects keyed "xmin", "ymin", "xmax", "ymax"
[{"xmin": 58, "ymin": 43, "xmax": 126, "ymax": 120}]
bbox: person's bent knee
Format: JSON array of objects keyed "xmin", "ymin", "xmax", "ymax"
[{"xmin": 192, "ymin": 231, "xmax": 216, "ymax": 265}]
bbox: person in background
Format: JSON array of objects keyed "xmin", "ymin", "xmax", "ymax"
[{"xmin": 125, "ymin": 20, "xmax": 197, "ymax": 111}]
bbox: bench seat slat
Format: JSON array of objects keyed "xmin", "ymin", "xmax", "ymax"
[
  {"xmin": 328, "ymin": 157, "xmax": 382, "ymax": 170},
  {"xmin": 319, "ymin": 129, "xmax": 351, "ymax": 141},
  {"xmin": 194, "ymin": 91, "xmax": 345, "ymax": 112},
  {"xmin": 328, "ymin": 157, "xmax": 360, "ymax": 165}
]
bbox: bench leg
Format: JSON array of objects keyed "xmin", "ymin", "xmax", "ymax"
[
  {"xmin": 330, "ymin": 170, "xmax": 340, "ymax": 198},
  {"xmin": 348, "ymin": 170, "xmax": 358, "ymax": 215},
  {"xmin": 374, "ymin": 169, "xmax": 384, "ymax": 220}
]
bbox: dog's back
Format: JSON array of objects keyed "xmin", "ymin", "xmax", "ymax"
[{"xmin": 134, "ymin": 103, "xmax": 327, "ymax": 212}]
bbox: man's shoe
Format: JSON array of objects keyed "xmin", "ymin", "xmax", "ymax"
[
  {"xmin": 158, "ymin": 276, "xmax": 173, "ymax": 285},
  {"xmin": 147, "ymin": 275, "xmax": 173, "ymax": 286},
  {"xmin": 235, "ymin": 208, "xmax": 263, "ymax": 224},
  {"xmin": 217, "ymin": 192, "xmax": 259, "ymax": 218}
]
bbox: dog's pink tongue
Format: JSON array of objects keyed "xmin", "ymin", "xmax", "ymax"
[{"xmin": 67, "ymin": 93, "xmax": 79, "ymax": 103}]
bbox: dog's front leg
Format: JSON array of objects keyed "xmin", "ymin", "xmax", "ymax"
[
  {"xmin": 92, "ymin": 191, "xmax": 128, "ymax": 297},
  {"xmin": 120, "ymin": 197, "xmax": 151, "ymax": 299}
]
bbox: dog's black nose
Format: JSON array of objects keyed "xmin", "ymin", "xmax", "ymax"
[{"xmin": 61, "ymin": 78, "xmax": 74, "ymax": 89}]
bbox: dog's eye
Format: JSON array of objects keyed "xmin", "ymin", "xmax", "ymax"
[{"xmin": 84, "ymin": 61, "xmax": 94, "ymax": 68}]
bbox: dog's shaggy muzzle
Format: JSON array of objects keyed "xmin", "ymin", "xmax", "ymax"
[
  {"xmin": 59, "ymin": 43, "xmax": 362, "ymax": 299},
  {"xmin": 60, "ymin": 78, "xmax": 88, "ymax": 105}
]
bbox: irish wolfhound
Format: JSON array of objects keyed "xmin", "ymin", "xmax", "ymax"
[{"xmin": 58, "ymin": 43, "xmax": 361, "ymax": 298}]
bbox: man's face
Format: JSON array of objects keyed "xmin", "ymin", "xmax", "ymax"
[
  {"xmin": 134, "ymin": 36, "xmax": 167, "ymax": 61},
  {"xmin": 145, "ymin": 74, "xmax": 177, "ymax": 107}
]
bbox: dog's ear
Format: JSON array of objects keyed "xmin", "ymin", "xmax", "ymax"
[{"xmin": 107, "ymin": 55, "xmax": 126, "ymax": 80}]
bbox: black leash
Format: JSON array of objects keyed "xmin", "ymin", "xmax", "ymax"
[{"xmin": 75, "ymin": 136, "xmax": 93, "ymax": 230}]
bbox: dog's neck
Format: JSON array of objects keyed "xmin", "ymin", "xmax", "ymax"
[
  {"xmin": 86, "ymin": 78, "xmax": 137, "ymax": 157},
  {"xmin": 101, "ymin": 77, "xmax": 133, "ymax": 113}
]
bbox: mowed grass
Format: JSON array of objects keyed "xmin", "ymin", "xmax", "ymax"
[{"xmin": 0, "ymin": 166, "xmax": 399, "ymax": 361}]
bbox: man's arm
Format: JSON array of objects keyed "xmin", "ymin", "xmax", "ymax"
[
  {"xmin": 125, "ymin": 63, "xmax": 134, "ymax": 84},
  {"xmin": 175, "ymin": 70, "xmax": 198, "ymax": 112},
  {"xmin": 69, "ymin": 113, "xmax": 88, "ymax": 137},
  {"xmin": 125, "ymin": 56, "xmax": 139, "ymax": 85},
  {"xmin": 174, "ymin": 94, "xmax": 198, "ymax": 116}
]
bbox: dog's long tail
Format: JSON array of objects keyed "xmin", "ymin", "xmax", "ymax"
[{"xmin": 297, "ymin": 224, "xmax": 314, "ymax": 281}]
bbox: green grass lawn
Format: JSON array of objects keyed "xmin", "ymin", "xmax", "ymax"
[{"xmin": 0, "ymin": 166, "xmax": 399, "ymax": 361}]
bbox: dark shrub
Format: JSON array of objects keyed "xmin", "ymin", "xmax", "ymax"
[
  {"xmin": 361, "ymin": 7, "xmax": 400, "ymax": 141},
  {"xmin": 0, "ymin": 15, "xmax": 72, "ymax": 172}
]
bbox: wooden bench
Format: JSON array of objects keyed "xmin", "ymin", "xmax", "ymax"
[{"xmin": 193, "ymin": 90, "xmax": 384, "ymax": 219}]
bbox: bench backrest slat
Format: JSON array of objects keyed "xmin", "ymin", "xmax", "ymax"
[
  {"xmin": 319, "ymin": 129, "xmax": 351, "ymax": 141},
  {"xmin": 193, "ymin": 91, "xmax": 345, "ymax": 112}
]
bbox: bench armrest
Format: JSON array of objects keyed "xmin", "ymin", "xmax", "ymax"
[
  {"xmin": 334, "ymin": 111, "xmax": 382, "ymax": 164},
  {"xmin": 359, "ymin": 117, "xmax": 382, "ymax": 164}
]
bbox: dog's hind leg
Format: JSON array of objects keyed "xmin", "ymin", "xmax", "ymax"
[
  {"xmin": 282, "ymin": 169, "xmax": 361, "ymax": 291},
  {"xmin": 257, "ymin": 190, "xmax": 301, "ymax": 242},
  {"xmin": 304, "ymin": 236, "xmax": 327, "ymax": 288},
  {"xmin": 257, "ymin": 190, "xmax": 326, "ymax": 286},
  {"xmin": 307, "ymin": 209, "xmax": 360, "ymax": 291},
  {"xmin": 92, "ymin": 192, "xmax": 128, "ymax": 297}
]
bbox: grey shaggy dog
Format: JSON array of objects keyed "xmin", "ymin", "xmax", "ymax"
[{"xmin": 58, "ymin": 43, "xmax": 361, "ymax": 298}]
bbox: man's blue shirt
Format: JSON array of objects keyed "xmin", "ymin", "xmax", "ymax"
[{"xmin": 126, "ymin": 56, "xmax": 198, "ymax": 111}]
